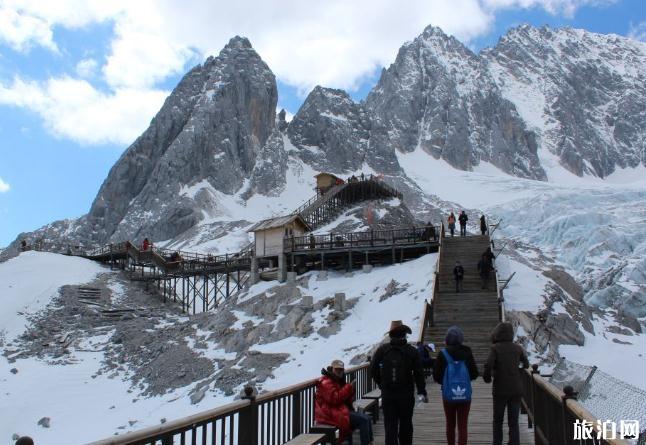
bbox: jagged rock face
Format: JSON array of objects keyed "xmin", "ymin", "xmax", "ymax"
[
  {"xmin": 484, "ymin": 25, "xmax": 646, "ymax": 177},
  {"xmin": 287, "ymin": 87, "xmax": 370, "ymax": 172},
  {"xmin": 242, "ymin": 129, "xmax": 288, "ymax": 200},
  {"xmin": 365, "ymin": 26, "xmax": 546, "ymax": 180},
  {"xmin": 90, "ymin": 36, "xmax": 280, "ymax": 242}
]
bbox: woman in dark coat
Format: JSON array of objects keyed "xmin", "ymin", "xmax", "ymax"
[
  {"xmin": 480, "ymin": 215, "xmax": 487, "ymax": 235},
  {"xmin": 483, "ymin": 322, "xmax": 530, "ymax": 445},
  {"xmin": 433, "ymin": 326, "xmax": 479, "ymax": 445}
]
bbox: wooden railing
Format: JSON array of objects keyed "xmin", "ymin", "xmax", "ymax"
[
  {"xmin": 520, "ymin": 366, "xmax": 631, "ymax": 445},
  {"xmin": 86, "ymin": 363, "xmax": 375, "ymax": 445},
  {"xmin": 84, "ymin": 240, "xmax": 255, "ymax": 273},
  {"xmin": 284, "ymin": 226, "xmax": 440, "ymax": 252},
  {"xmin": 294, "ymin": 183, "xmax": 348, "ymax": 216}
]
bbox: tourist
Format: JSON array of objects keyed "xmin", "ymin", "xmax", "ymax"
[
  {"xmin": 309, "ymin": 233, "xmax": 316, "ymax": 250},
  {"xmin": 314, "ymin": 360, "xmax": 373, "ymax": 445},
  {"xmin": 477, "ymin": 253, "xmax": 494, "ymax": 290},
  {"xmin": 482, "ymin": 246, "xmax": 496, "ymax": 263},
  {"xmin": 370, "ymin": 321, "xmax": 427, "ymax": 445},
  {"xmin": 142, "ymin": 237, "xmax": 150, "ymax": 251},
  {"xmin": 483, "ymin": 322, "xmax": 530, "ymax": 445},
  {"xmin": 458, "ymin": 211, "xmax": 468, "ymax": 236},
  {"xmin": 453, "ymin": 261, "xmax": 464, "ymax": 293},
  {"xmin": 433, "ymin": 326, "xmax": 479, "ymax": 445},
  {"xmin": 480, "ymin": 215, "xmax": 487, "ymax": 235},
  {"xmin": 447, "ymin": 212, "xmax": 456, "ymax": 237}
]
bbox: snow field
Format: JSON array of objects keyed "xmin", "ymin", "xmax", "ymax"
[
  {"xmin": 0, "ymin": 250, "xmax": 437, "ymax": 444},
  {"xmin": 0, "ymin": 252, "xmax": 107, "ymax": 342},
  {"xmin": 245, "ymin": 253, "xmax": 437, "ymax": 389}
]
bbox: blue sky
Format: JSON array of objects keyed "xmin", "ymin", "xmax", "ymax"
[{"xmin": 0, "ymin": 0, "xmax": 645, "ymax": 247}]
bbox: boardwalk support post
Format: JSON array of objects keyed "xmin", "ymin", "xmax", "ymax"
[
  {"xmin": 561, "ymin": 385, "xmax": 578, "ymax": 445},
  {"xmin": 239, "ymin": 385, "xmax": 257, "ymax": 445}
]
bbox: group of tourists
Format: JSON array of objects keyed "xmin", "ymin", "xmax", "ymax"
[
  {"xmin": 446, "ymin": 213, "xmax": 488, "ymax": 237},
  {"xmin": 347, "ymin": 173, "xmax": 372, "ymax": 183},
  {"xmin": 314, "ymin": 320, "xmax": 528, "ymax": 445},
  {"xmin": 453, "ymin": 247, "xmax": 496, "ymax": 292}
]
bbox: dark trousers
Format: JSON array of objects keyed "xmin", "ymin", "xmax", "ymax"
[
  {"xmin": 455, "ymin": 277, "xmax": 463, "ymax": 292},
  {"xmin": 481, "ymin": 272, "xmax": 491, "ymax": 289},
  {"xmin": 382, "ymin": 396, "xmax": 415, "ymax": 445},
  {"xmin": 493, "ymin": 395, "xmax": 521, "ymax": 445},
  {"xmin": 349, "ymin": 411, "xmax": 373, "ymax": 445},
  {"xmin": 449, "ymin": 224, "xmax": 455, "ymax": 236},
  {"xmin": 460, "ymin": 224, "xmax": 466, "ymax": 236},
  {"xmin": 443, "ymin": 400, "xmax": 471, "ymax": 445}
]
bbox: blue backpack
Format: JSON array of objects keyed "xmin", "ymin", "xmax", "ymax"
[{"xmin": 441, "ymin": 349, "xmax": 472, "ymax": 403}]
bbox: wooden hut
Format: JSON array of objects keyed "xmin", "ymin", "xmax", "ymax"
[
  {"xmin": 248, "ymin": 214, "xmax": 311, "ymax": 258},
  {"xmin": 315, "ymin": 173, "xmax": 343, "ymax": 195}
]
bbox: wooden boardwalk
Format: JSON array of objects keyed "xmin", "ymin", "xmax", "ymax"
[
  {"xmin": 369, "ymin": 380, "xmax": 535, "ymax": 444},
  {"xmin": 368, "ymin": 233, "xmax": 534, "ymax": 444}
]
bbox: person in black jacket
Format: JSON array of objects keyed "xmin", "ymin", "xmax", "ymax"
[
  {"xmin": 370, "ymin": 321, "xmax": 427, "ymax": 445},
  {"xmin": 433, "ymin": 326, "xmax": 478, "ymax": 445},
  {"xmin": 453, "ymin": 261, "xmax": 464, "ymax": 293},
  {"xmin": 458, "ymin": 211, "xmax": 468, "ymax": 236},
  {"xmin": 477, "ymin": 254, "xmax": 494, "ymax": 290},
  {"xmin": 483, "ymin": 246, "xmax": 496, "ymax": 262},
  {"xmin": 483, "ymin": 322, "xmax": 529, "ymax": 445},
  {"xmin": 480, "ymin": 215, "xmax": 487, "ymax": 235}
]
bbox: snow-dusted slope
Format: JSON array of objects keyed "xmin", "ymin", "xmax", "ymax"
[
  {"xmin": 1, "ymin": 251, "xmax": 436, "ymax": 444},
  {"xmin": 484, "ymin": 25, "xmax": 646, "ymax": 178},
  {"xmin": 397, "ymin": 150, "xmax": 645, "ymax": 388},
  {"xmin": 0, "ymin": 252, "xmax": 107, "ymax": 341}
]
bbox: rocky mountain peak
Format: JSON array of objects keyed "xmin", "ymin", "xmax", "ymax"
[
  {"xmin": 363, "ymin": 24, "xmax": 545, "ymax": 179},
  {"xmin": 287, "ymin": 85, "xmax": 370, "ymax": 173},
  {"xmin": 223, "ymin": 35, "xmax": 253, "ymax": 50},
  {"xmin": 85, "ymin": 36, "xmax": 279, "ymax": 243},
  {"xmin": 484, "ymin": 24, "xmax": 646, "ymax": 177}
]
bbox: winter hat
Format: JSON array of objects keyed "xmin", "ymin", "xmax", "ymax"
[
  {"xmin": 15, "ymin": 438, "xmax": 34, "ymax": 445},
  {"xmin": 330, "ymin": 359, "xmax": 345, "ymax": 369},
  {"xmin": 387, "ymin": 320, "xmax": 412, "ymax": 335},
  {"xmin": 491, "ymin": 322, "xmax": 514, "ymax": 343},
  {"xmin": 445, "ymin": 326, "xmax": 464, "ymax": 346}
]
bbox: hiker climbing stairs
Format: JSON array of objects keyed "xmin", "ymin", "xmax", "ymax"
[{"xmin": 425, "ymin": 234, "xmax": 500, "ymax": 369}]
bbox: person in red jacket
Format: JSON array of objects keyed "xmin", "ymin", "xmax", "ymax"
[{"xmin": 314, "ymin": 359, "xmax": 373, "ymax": 445}]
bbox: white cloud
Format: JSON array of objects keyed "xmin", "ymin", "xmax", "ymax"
[
  {"xmin": 0, "ymin": 6, "xmax": 56, "ymax": 52},
  {"xmin": 75, "ymin": 58, "xmax": 98, "ymax": 78},
  {"xmin": 0, "ymin": 76, "xmax": 168, "ymax": 145},
  {"xmin": 481, "ymin": 0, "xmax": 617, "ymax": 18},
  {"xmin": 0, "ymin": 177, "xmax": 9, "ymax": 193},
  {"xmin": 628, "ymin": 21, "xmax": 646, "ymax": 42}
]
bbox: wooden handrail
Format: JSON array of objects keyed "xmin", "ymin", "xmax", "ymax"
[
  {"xmin": 86, "ymin": 363, "xmax": 372, "ymax": 445},
  {"xmin": 86, "ymin": 399, "xmax": 250, "ymax": 445},
  {"xmin": 522, "ymin": 368, "xmax": 632, "ymax": 445}
]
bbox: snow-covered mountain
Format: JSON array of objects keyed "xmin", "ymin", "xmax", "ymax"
[
  {"xmin": 1, "ymin": 23, "xmax": 645, "ymax": 444},
  {"xmin": 484, "ymin": 25, "xmax": 646, "ymax": 178}
]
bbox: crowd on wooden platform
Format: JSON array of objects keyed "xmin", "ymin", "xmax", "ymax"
[{"xmin": 313, "ymin": 320, "xmax": 528, "ymax": 445}]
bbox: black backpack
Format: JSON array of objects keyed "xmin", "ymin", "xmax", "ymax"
[{"xmin": 379, "ymin": 345, "xmax": 412, "ymax": 389}]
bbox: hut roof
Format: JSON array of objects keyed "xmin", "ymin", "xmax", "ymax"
[
  {"xmin": 247, "ymin": 214, "xmax": 311, "ymax": 232},
  {"xmin": 314, "ymin": 172, "xmax": 342, "ymax": 180}
]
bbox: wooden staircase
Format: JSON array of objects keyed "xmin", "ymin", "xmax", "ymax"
[
  {"xmin": 293, "ymin": 178, "xmax": 402, "ymax": 230},
  {"xmin": 424, "ymin": 234, "xmax": 500, "ymax": 370}
]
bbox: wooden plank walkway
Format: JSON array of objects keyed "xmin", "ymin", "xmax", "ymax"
[{"xmin": 370, "ymin": 380, "xmax": 535, "ymax": 444}]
